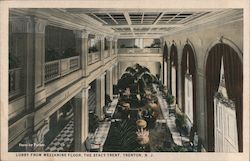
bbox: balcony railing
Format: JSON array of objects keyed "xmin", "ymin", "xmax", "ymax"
[
  {"xmin": 45, "ymin": 56, "xmax": 80, "ymax": 83},
  {"xmin": 9, "ymin": 68, "xmax": 22, "ymax": 98},
  {"xmin": 118, "ymin": 48, "xmax": 161, "ymax": 54},
  {"xmin": 88, "ymin": 52, "xmax": 101, "ymax": 65}
]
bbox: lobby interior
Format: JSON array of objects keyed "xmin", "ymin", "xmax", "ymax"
[{"xmin": 8, "ymin": 8, "xmax": 243, "ymax": 153}]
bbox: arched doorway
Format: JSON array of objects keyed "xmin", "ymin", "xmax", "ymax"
[
  {"xmin": 181, "ymin": 44, "xmax": 197, "ymax": 132},
  {"xmin": 205, "ymin": 43, "xmax": 243, "ymax": 152},
  {"xmin": 170, "ymin": 44, "xmax": 178, "ymax": 104}
]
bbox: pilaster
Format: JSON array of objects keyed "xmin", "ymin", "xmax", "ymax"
[
  {"xmin": 114, "ymin": 38, "xmax": 118, "ymax": 56},
  {"xmin": 74, "ymin": 29, "xmax": 90, "ymax": 77},
  {"xmin": 33, "ymin": 18, "xmax": 47, "ymax": 108},
  {"xmin": 106, "ymin": 68, "xmax": 113, "ymax": 100},
  {"xmin": 95, "ymin": 73, "xmax": 105, "ymax": 120}
]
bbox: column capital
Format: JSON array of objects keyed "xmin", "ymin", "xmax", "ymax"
[
  {"xmin": 34, "ymin": 18, "xmax": 48, "ymax": 34},
  {"xmin": 75, "ymin": 86, "xmax": 90, "ymax": 99},
  {"xmin": 10, "ymin": 16, "xmax": 48, "ymax": 34},
  {"xmin": 100, "ymin": 72, "xmax": 106, "ymax": 79},
  {"xmin": 95, "ymin": 34, "xmax": 104, "ymax": 40},
  {"xmin": 113, "ymin": 37, "xmax": 118, "ymax": 42},
  {"xmin": 106, "ymin": 37, "xmax": 113, "ymax": 41},
  {"xmin": 74, "ymin": 29, "xmax": 90, "ymax": 39}
]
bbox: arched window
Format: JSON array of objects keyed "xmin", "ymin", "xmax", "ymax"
[
  {"xmin": 170, "ymin": 44, "xmax": 178, "ymax": 104},
  {"xmin": 181, "ymin": 44, "xmax": 197, "ymax": 130},
  {"xmin": 206, "ymin": 43, "xmax": 243, "ymax": 152}
]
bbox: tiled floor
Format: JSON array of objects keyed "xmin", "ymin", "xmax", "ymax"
[
  {"xmin": 45, "ymin": 119, "xmax": 74, "ymax": 152},
  {"xmin": 90, "ymin": 122, "xmax": 111, "ymax": 151},
  {"xmin": 89, "ymin": 98, "xmax": 118, "ymax": 151}
]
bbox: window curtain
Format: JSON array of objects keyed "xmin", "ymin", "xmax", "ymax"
[
  {"xmin": 206, "ymin": 44, "xmax": 224, "ymax": 152},
  {"xmin": 189, "ymin": 47, "xmax": 197, "ymax": 130},
  {"xmin": 163, "ymin": 42, "xmax": 168, "ymax": 85},
  {"xmin": 223, "ymin": 44, "xmax": 243, "ymax": 152},
  {"xmin": 181, "ymin": 44, "xmax": 197, "ymax": 130},
  {"xmin": 170, "ymin": 44, "xmax": 178, "ymax": 103}
]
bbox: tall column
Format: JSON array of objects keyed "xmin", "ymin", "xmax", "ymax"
[
  {"xmin": 10, "ymin": 16, "xmax": 47, "ymax": 109},
  {"xmin": 75, "ymin": 30, "xmax": 89, "ymax": 77},
  {"xmin": 112, "ymin": 65, "xmax": 116, "ymax": 85},
  {"xmin": 95, "ymin": 73, "xmax": 105, "ymax": 120},
  {"xmin": 106, "ymin": 68, "xmax": 113, "ymax": 100},
  {"xmin": 116, "ymin": 63, "xmax": 119, "ymax": 84},
  {"xmin": 109, "ymin": 37, "xmax": 113, "ymax": 56},
  {"xmin": 74, "ymin": 87, "xmax": 90, "ymax": 152},
  {"xmin": 114, "ymin": 38, "xmax": 118, "ymax": 55},
  {"xmin": 34, "ymin": 18, "xmax": 47, "ymax": 108},
  {"xmin": 11, "ymin": 17, "xmax": 34, "ymax": 111}
]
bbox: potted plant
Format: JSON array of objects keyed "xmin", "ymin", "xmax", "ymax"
[
  {"xmin": 165, "ymin": 92, "xmax": 175, "ymax": 105},
  {"xmin": 175, "ymin": 113, "xmax": 188, "ymax": 136}
]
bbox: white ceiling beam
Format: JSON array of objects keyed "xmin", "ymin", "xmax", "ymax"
[
  {"xmin": 118, "ymin": 35, "xmax": 161, "ymax": 39},
  {"xmin": 66, "ymin": 8, "xmax": 219, "ymax": 14},
  {"xmin": 153, "ymin": 12, "xmax": 165, "ymax": 25},
  {"xmin": 120, "ymin": 31, "xmax": 167, "ymax": 34},
  {"xmin": 107, "ymin": 13, "xmax": 119, "ymax": 24},
  {"xmin": 124, "ymin": 12, "xmax": 135, "ymax": 36},
  {"xmin": 145, "ymin": 12, "xmax": 165, "ymax": 36},
  {"xmin": 141, "ymin": 12, "xmax": 144, "ymax": 24},
  {"xmin": 105, "ymin": 24, "xmax": 183, "ymax": 28},
  {"xmin": 90, "ymin": 13, "xmax": 108, "ymax": 25},
  {"xmin": 124, "ymin": 12, "xmax": 132, "ymax": 25},
  {"xmin": 165, "ymin": 11, "xmax": 183, "ymax": 24}
]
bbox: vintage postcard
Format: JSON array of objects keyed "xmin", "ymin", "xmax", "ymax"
[{"xmin": 0, "ymin": 0, "xmax": 249, "ymax": 161}]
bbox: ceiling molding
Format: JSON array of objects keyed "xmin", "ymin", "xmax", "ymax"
[
  {"xmin": 163, "ymin": 9, "xmax": 243, "ymax": 37},
  {"xmin": 106, "ymin": 24, "xmax": 183, "ymax": 28}
]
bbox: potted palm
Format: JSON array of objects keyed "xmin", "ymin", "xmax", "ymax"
[{"xmin": 175, "ymin": 113, "xmax": 188, "ymax": 136}]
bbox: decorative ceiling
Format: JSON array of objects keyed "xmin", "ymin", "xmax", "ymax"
[
  {"xmin": 65, "ymin": 9, "xmax": 222, "ymax": 38},
  {"xmin": 10, "ymin": 8, "xmax": 243, "ymax": 39}
]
